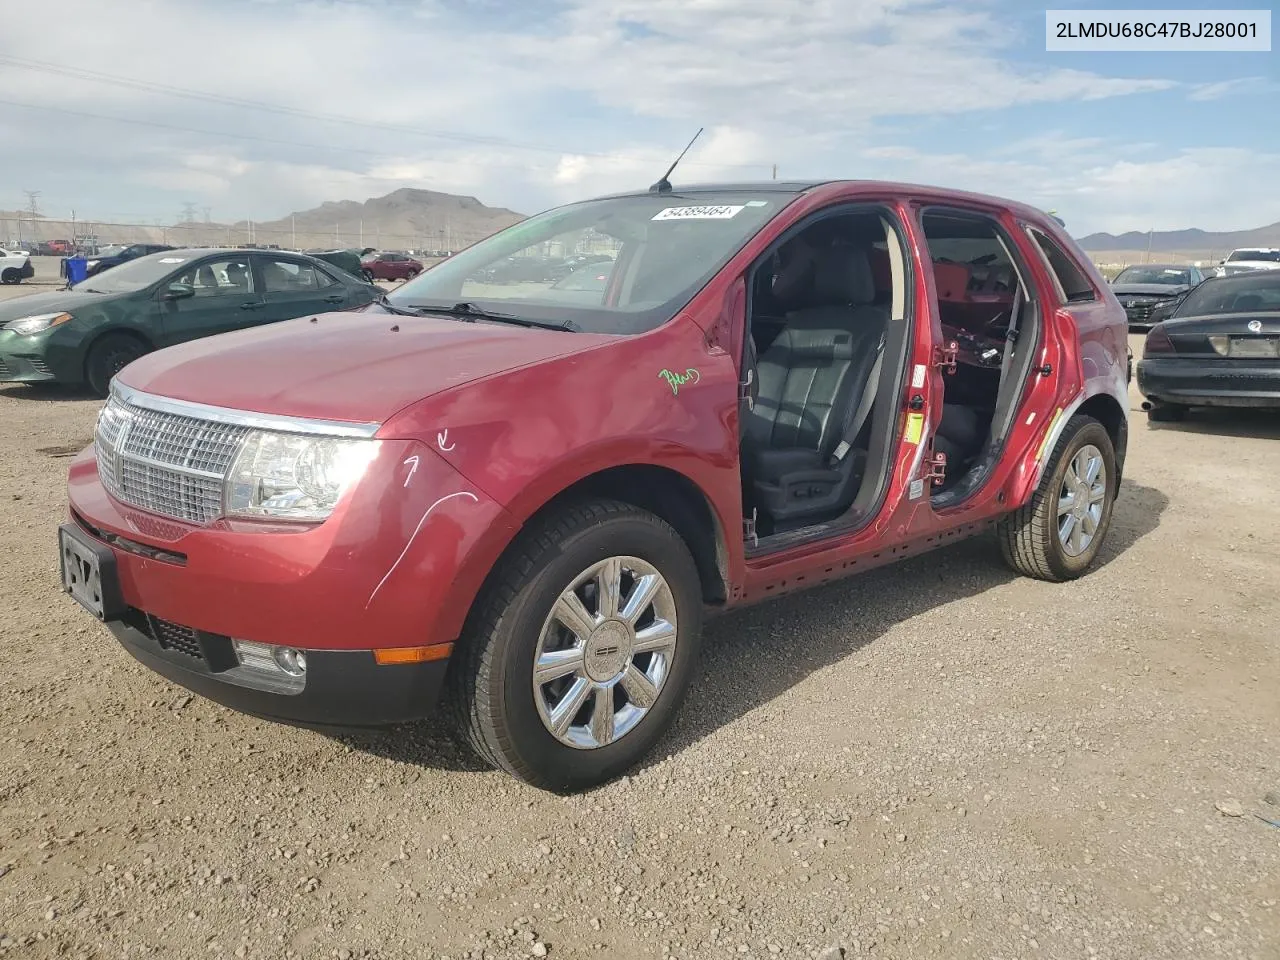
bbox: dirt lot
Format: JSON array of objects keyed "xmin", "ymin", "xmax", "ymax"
[{"xmin": 1, "ymin": 268, "xmax": 1277, "ymax": 960}]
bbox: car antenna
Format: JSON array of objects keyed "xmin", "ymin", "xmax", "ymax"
[{"xmin": 649, "ymin": 127, "xmax": 704, "ymax": 195}]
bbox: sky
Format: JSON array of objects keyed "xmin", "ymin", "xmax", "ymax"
[{"xmin": 0, "ymin": 0, "xmax": 1277, "ymax": 237}]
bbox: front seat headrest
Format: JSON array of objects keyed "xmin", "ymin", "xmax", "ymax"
[{"xmin": 810, "ymin": 246, "xmax": 875, "ymax": 306}]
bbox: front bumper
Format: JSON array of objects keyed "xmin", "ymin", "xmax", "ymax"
[
  {"xmin": 63, "ymin": 434, "xmax": 517, "ymax": 724},
  {"xmin": 107, "ymin": 609, "xmax": 449, "ymax": 727},
  {"xmin": 0, "ymin": 348, "xmax": 56, "ymax": 382},
  {"xmin": 1137, "ymin": 357, "xmax": 1280, "ymax": 408}
]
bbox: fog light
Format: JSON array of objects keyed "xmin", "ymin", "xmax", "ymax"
[
  {"xmin": 274, "ymin": 647, "xmax": 307, "ymax": 677},
  {"xmin": 233, "ymin": 640, "xmax": 307, "ymax": 677}
]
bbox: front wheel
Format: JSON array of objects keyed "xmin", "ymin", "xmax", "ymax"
[
  {"xmin": 997, "ymin": 414, "xmax": 1117, "ymax": 582},
  {"xmin": 85, "ymin": 333, "xmax": 148, "ymax": 398},
  {"xmin": 448, "ymin": 500, "xmax": 702, "ymax": 791}
]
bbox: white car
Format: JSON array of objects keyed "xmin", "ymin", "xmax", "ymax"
[
  {"xmin": 1215, "ymin": 247, "xmax": 1280, "ymax": 277},
  {"xmin": 0, "ymin": 247, "xmax": 34, "ymax": 285}
]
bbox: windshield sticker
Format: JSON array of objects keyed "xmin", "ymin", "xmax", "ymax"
[
  {"xmin": 652, "ymin": 205, "xmax": 745, "ymax": 222},
  {"xmin": 158, "ymin": 257, "xmax": 187, "ymax": 264},
  {"xmin": 658, "ymin": 367, "xmax": 701, "ymax": 395},
  {"xmin": 745, "ymin": 200, "xmax": 769, "ymax": 207}
]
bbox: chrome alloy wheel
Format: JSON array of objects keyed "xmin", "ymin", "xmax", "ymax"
[
  {"xmin": 532, "ymin": 556, "xmax": 679, "ymax": 750},
  {"xmin": 1057, "ymin": 443, "xmax": 1107, "ymax": 557}
]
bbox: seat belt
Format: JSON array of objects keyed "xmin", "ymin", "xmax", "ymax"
[
  {"xmin": 832, "ymin": 330, "xmax": 886, "ymax": 463},
  {"xmin": 999, "ymin": 284, "xmax": 1023, "ymax": 386}
]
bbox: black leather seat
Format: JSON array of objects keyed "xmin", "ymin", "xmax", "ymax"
[{"xmin": 743, "ymin": 244, "xmax": 889, "ymax": 526}]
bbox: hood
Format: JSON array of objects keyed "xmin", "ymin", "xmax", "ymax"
[
  {"xmin": 1111, "ymin": 283, "xmax": 1189, "ymax": 298},
  {"xmin": 116, "ymin": 309, "xmax": 620, "ymax": 425},
  {"xmin": 0, "ymin": 288, "xmax": 119, "ymax": 323}
]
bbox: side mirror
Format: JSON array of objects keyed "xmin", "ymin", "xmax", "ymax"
[{"xmin": 162, "ymin": 282, "xmax": 195, "ymax": 301}]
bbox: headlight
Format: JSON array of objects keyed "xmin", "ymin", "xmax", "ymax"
[
  {"xmin": 4, "ymin": 312, "xmax": 72, "ymax": 335},
  {"xmin": 224, "ymin": 431, "xmax": 379, "ymax": 521}
]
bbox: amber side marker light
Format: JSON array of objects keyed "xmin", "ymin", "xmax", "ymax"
[{"xmin": 374, "ymin": 643, "xmax": 454, "ymax": 665}]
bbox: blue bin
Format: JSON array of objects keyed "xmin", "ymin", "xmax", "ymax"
[{"xmin": 65, "ymin": 256, "xmax": 88, "ymax": 286}]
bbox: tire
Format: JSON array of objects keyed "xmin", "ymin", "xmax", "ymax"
[
  {"xmin": 361, "ymin": 269, "xmax": 375, "ymax": 283},
  {"xmin": 405, "ymin": 268, "xmax": 421, "ymax": 280},
  {"xmin": 85, "ymin": 333, "xmax": 148, "ymax": 398},
  {"xmin": 1146, "ymin": 402, "xmax": 1186, "ymax": 423},
  {"xmin": 448, "ymin": 499, "xmax": 703, "ymax": 791},
  {"xmin": 997, "ymin": 414, "xmax": 1117, "ymax": 582},
  {"xmin": 1, "ymin": 268, "xmax": 19, "ymax": 285}
]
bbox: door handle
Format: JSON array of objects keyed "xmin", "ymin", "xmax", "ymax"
[
  {"xmin": 322, "ymin": 295, "xmax": 344, "ymax": 304},
  {"xmin": 239, "ymin": 301, "xmax": 264, "ymax": 310}
]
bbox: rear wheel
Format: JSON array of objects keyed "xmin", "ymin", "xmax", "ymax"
[
  {"xmin": 1, "ymin": 268, "xmax": 19, "ymax": 285},
  {"xmin": 85, "ymin": 333, "xmax": 148, "ymax": 398},
  {"xmin": 361, "ymin": 268, "xmax": 375, "ymax": 283},
  {"xmin": 997, "ymin": 415, "xmax": 1117, "ymax": 582},
  {"xmin": 448, "ymin": 500, "xmax": 702, "ymax": 791},
  {"xmin": 1146, "ymin": 402, "xmax": 1186, "ymax": 423}
]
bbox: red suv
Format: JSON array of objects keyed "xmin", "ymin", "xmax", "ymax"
[
  {"xmin": 361, "ymin": 251, "xmax": 424, "ymax": 282},
  {"xmin": 60, "ymin": 180, "xmax": 1129, "ymax": 791}
]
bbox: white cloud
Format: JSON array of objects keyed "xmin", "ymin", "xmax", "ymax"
[
  {"xmin": 1, "ymin": 0, "xmax": 1266, "ymax": 236},
  {"xmin": 856, "ymin": 143, "xmax": 1280, "ymax": 234}
]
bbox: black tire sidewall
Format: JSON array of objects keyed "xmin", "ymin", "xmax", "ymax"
[
  {"xmin": 86, "ymin": 336, "xmax": 145, "ymax": 398},
  {"xmin": 1039, "ymin": 419, "xmax": 1117, "ymax": 578},
  {"xmin": 1, "ymin": 269, "xmax": 17, "ymax": 284},
  {"xmin": 481, "ymin": 513, "xmax": 702, "ymax": 790}
]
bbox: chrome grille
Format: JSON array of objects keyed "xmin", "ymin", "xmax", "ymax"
[{"xmin": 95, "ymin": 392, "xmax": 250, "ymax": 524}]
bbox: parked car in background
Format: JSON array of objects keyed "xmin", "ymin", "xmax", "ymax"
[
  {"xmin": 361, "ymin": 251, "xmax": 425, "ymax": 282},
  {"xmin": 0, "ymin": 247, "xmax": 35, "ymax": 285},
  {"xmin": 306, "ymin": 249, "xmax": 369, "ymax": 279},
  {"xmin": 0, "ymin": 248, "xmax": 378, "ymax": 396},
  {"xmin": 57, "ymin": 179, "xmax": 1129, "ymax": 791},
  {"xmin": 1217, "ymin": 248, "xmax": 1280, "ymax": 276},
  {"xmin": 1110, "ymin": 263, "xmax": 1205, "ymax": 330},
  {"xmin": 1137, "ymin": 270, "xmax": 1280, "ymax": 421},
  {"xmin": 85, "ymin": 243, "xmax": 177, "ymax": 278}
]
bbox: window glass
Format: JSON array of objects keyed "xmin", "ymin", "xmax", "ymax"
[
  {"xmin": 174, "ymin": 257, "xmax": 255, "ymax": 296},
  {"xmin": 1113, "ymin": 266, "xmax": 1192, "ymax": 286},
  {"xmin": 261, "ymin": 258, "xmax": 335, "ymax": 292},
  {"xmin": 386, "ymin": 192, "xmax": 794, "ymax": 335},
  {"xmin": 1175, "ymin": 273, "xmax": 1280, "ymax": 316},
  {"xmin": 1028, "ymin": 229, "xmax": 1095, "ymax": 302}
]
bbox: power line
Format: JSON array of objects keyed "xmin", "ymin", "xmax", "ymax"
[
  {"xmin": 0, "ymin": 54, "xmax": 771, "ymax": 172},
  {"xmin": 23, "ymin": 189, "xmax": 41, "ymax": 218}
]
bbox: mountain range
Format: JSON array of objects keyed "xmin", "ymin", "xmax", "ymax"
[
  {"xmin": 0, "ymin": 188, "xmax": 525, "ymax": 253},
  {"xmin": 3, "ymin": 187, "xmax": 1277, "ymax": 261}
]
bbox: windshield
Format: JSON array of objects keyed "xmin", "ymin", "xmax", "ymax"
[
  {"xmin": 385, "ymin": 192, "xmax": 795, "ymax": 334},
  {"xmin": 1114, "ymin": 266, "xmax": 1191, "ymax": 285},
  {"xmin": 1174, "ymin": 273, "xmax": 1280, "ymax": 317},
  {"xmin": 1226, "ymin": 249, "xmax": 1280, "ymax": 263},
  {"xmin": 75, "ymin": 251, "xmax": 196, "ymax": 293}
]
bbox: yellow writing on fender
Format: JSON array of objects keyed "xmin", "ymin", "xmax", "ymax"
[{"xmin": 904, "ymin": 412, "xmax": 925, "ymax": 446}]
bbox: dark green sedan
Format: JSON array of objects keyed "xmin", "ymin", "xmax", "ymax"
[{"xmin": 0, "ymin": 248, "xmax": 378, "ymax": 397}]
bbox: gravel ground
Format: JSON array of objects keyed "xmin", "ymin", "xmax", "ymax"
[{"xmin": 0, "ymin": 269, "xmax": 1277, "ymax": 959}]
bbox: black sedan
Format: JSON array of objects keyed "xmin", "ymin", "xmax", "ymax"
[
  {"xmin": 1110, "ymin": 263, "xmax": 1205, "ymax": 330},
  {"xmin": 1137, "ymin": 271, "xmax": 1280, "ymax": 422}
]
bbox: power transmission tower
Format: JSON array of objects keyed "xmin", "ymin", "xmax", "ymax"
[
  {"xmin": 181, "ymin": 202, "xmax": 198, "ymax": 224},
  {"xmin": 23, "ymin": 190, "xmax": 41, "ymax": 218},
  {"xmin": 202, "ymin": 207, "xmax": 212, "ymax": 223}
]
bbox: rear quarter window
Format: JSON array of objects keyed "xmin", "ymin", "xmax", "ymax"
[{"xmin": 1027, "ymin": 227, "xmax": 1097, "ymax": 303}]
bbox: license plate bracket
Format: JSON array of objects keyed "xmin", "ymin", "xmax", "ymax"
[
  {"xmin": 58, "ymin": 523, "xmax": 124, "ymax": 621},
  {"xmin": 1229, "ymin": 337, "xmax": 1279, "ymax": 358}
]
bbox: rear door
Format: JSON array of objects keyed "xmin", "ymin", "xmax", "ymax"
[
  {"xmin": 156, "ymin": 254, "xmax": 265, "ymax": 347},
  {"xmin": 253, "ymin": 255, "xmax": 349, "ymax": 324}
]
